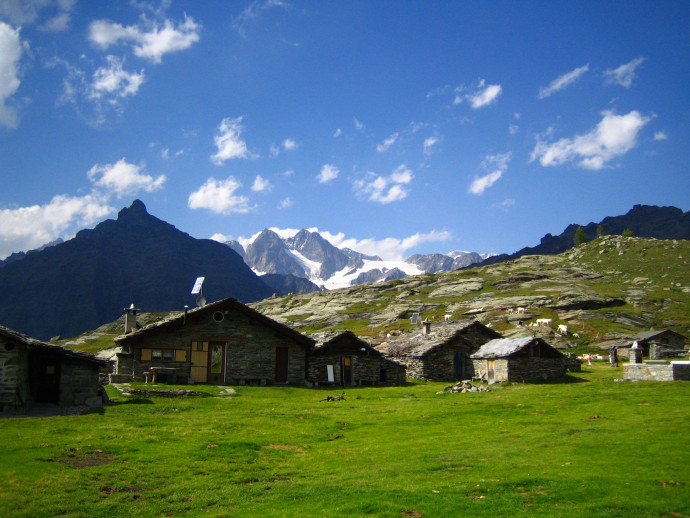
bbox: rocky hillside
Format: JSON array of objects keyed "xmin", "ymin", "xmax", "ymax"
[{"xmin": 249, "ymin": 236, "xmax": 690, "ymax": 349}]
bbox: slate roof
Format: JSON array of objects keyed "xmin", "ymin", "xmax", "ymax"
[
  {"xmin": 0, "ymin": 325, "xmax": 113, "ymax": 367},
  {"xmin": 379, "ymin": 321, "xmax": 499, "ymax": 357},
  {"xmin": 471, "ymin": 336, "xmax": 563, "ymax": 359},
  {"xmin": 633, "ymin": 329, "xmax": 687, "ymax": 341},
  {"xmin": 114, "ymin": 297, "xmax": 315, "ymax": 348},
  {"xmin": 311, "ymin": 330, "xmax": 382, "ymax": 355}
]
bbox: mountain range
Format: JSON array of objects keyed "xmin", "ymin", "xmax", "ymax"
[{"xmin": 0, "ymin": 201, "xmax": 687, "ymax": 340}]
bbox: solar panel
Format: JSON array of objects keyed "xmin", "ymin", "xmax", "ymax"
[{"xmin": 191, "ymin": 276, "xmax": 205, "ymax": 295}]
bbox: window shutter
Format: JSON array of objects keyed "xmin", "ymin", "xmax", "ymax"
[
  {"xmin": 175, "ymin": 349, "xmax": 187, "ymax": 362},
  {"xmin": 141, "ymin": 349, "xmax": 152, "ymax": 361}
]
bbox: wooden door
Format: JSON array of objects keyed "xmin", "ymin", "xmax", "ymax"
[
  {"xmin": 487, "ymin": 360, "xmax": 495, "ymax": 384},
  {"xmin": 453, "ymin": 351, "xmax": 465, "ymax": 380},
  {"xmin": 191, "ymin": 341, "xmax": 209, "ymax": 383},
  {"xmin": 341, "ymin": 356, "xmax": 352, "ymax": 386},
  {"xmin": 208, "ymin": 342, "xmax": 226, "ymax": 384},
  {"xmin": 275, "ymin": 347, "xmax": 289, "ymax": 383},
  {"xmin": 31, "ymin": 354, "xmax": 60, "ymax": 403}
]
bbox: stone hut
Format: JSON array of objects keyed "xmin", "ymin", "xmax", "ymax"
[
  {"xmin": 308, "ymin": 331, "xmax": 406, "ymax": 386},
  {"xmin": 618, "ymin": 329, "xmax": 687, "ymax": 358},
  {"xmin": 113, "ymin": 297, "xmax": 315, "ymax": 386},
  {"xmin": 470, "ymin": 336, "xmax": 566, "ymax": 383},
  {"xmin": 379, "ymin": 321, "xmax": 501, "ymax": 381},
  {"xmin": 0, "ymin": 325, "xmax": 112, "ymax": 412}
]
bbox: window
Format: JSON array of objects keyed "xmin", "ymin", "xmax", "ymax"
[
  {"xmin": 151, "ymin": 349, "xmax": 163, "ymax": 360},
  {"xmin": 163, "ymin": 349, "xmax": 175, "ymax": 361}
]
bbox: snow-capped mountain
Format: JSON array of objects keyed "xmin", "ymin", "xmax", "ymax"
[{"xmin": 227, "ymin": 228, "xmax": 491, "ymax": 292}]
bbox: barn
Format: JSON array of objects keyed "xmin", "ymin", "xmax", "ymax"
[
  {"xmin": 470, "ymin": 336, "xmax": 566, "ymax": 383},
  {"xmin": 113, "ymin": 297, "xmax": 315, "ymax": 386},
  {"xmin": 0, "ymin": 325, "xmax": 112, "ymax": 413},
  {"xmin": 379, "ymin": 321, "xmax": 501, "ymax": 381},
  {"xmin": 308, "ymin": 331, "xmax": 406, "ymax": 386}
]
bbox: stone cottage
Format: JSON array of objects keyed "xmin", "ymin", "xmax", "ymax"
[
  {"xmin": 617, "ymin": 329, "xmax": 687, "ymax": 358},
  {"xmin": 470, "ymin": 336, "xmax": 566, "ymax": 383},
  {"xmin": 308, "ymin": 331, "xmax": 406, "ymax": 386},
  {"xmin": 379, "ymin": 321, "xmax": 501, "ymax": 381},
  {"xmin": 113, "ymin": 297, "xmax": 315, "ymax": 386},
  {"xmin": 0, "ymin": 325, "xmax": 112, "ymax": 412}
]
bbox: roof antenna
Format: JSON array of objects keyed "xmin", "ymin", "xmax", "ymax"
[{"xmin": 191, "ymin": 276, "xmax": 206, "ymax": 307}]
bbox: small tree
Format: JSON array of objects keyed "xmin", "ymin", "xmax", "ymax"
[
  {"xmin": 622, "ymin": 228, "xmax": 635, "ymax": 237},
  {"xmin": 574, "ymin": 226, "xmax": 587, "ymax": 246},
  {"xmin": 596, "ymin": 224, "xmax": 605, "ymax": 238}
]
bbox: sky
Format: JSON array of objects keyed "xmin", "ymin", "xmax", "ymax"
[{"xmin": 1, "ymin": 1, "xmax": 689, "ymax": 262}]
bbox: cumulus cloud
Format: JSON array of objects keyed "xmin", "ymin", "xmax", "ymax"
[
  {"xmin": 89, "ymin": 14, "xmax": 200, "ymax": 64},
  {"xmin": 89, "ymin": 55, "xmax": 145, "ymax": 99},
  {"xmin": 538, "ymin": 64, "xmax": 589, "ymax": 99},
  {"xmin": 318, "ymin": 228, "xmax": 452, "ymax": 261},
  {"xmin": 469, "ymin": 152, "xmax": 511, "ymax": 195},
  {"xmin": 354, "ymin": 164, "xmax": 414, "ymax": 204},
  {"xmin": 188, "ymin": 176, "xmax": 252, "ymax": 215},
  {"xmin": 251, "ymin": 175, "xmax": 272, "ymax": 192},
  {"xmin": 460, "ymin": 79, "xmax": 502, "ymax": 109},
  {"xmin": 87, "ymin": 158, "xmax": 166, "ymax": 196},
  {"xmin": 278, "ymin": 197, "xmax": 293, "ymax": 209},
  {"xmin": 283, "ymin": 138, "xmax": 297, "ymax": 151},
  {"xmin": 604, "ymin": 57, "xmax": 645, "ymax": 88},
  {"xmin": 376, "ymin": 132, "xmax": 399, "ymax": 152},
  {"xmin": 0, "ymin": 22, "xmax": 21, "ymax": 128},
  {"xmin": 423, "ymin": 136, "xmax": 439, "ymax": 155},
  {"xmin": 530, "ymin": 110, "xmax": 651, "ymax": 170},
  {"xmin": 210, "ymin": 116, "xmax": 256, "ymax": 165},
  {"xmin": 317, "ymin": 164, "xmax": 339, "ymax": 184},
  {"xmin": 0, "ymin": 194, "xmax": 113, "ymax": 259},
  {"xmin": 654, "ymin": 131, "xmax": 668, "ymax": 141},
  {"xmin": 333, "ymin": 128, "xmax": 342, "ymax": 137}
]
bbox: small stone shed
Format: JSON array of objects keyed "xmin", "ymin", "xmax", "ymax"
[
  {"xmin": 0, "ymin": 325, "xmax": 112, "ymax": 412},
  {"xmin": 618, "ymin": 329, "xmax": 687, "ymax": 358},
  {"xmin": 471, "ymin": 336, "xmax": 566, "ymax": 383},
  {"xmin": 114, "ymin": 297, "xmax": 315, "ymax": 386},
  {"xmin": 308, "ymin": 331, "xmax": 406, "ymax": 386},
  {"xmin": 379, "ymin": 321, "xmax": 501, "ymax": 381}
]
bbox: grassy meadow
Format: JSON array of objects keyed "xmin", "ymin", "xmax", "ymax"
[{"xmin": 1, "ymin": 364, "xmax": 688, "ymax": 517}]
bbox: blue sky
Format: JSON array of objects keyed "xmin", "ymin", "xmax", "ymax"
[{"xmin": 1, "ymin": 1, "xmax": 688, "ymax": 261}]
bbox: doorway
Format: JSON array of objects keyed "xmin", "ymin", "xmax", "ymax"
[
  {"xmin": 190, "ymin": 341, "xmax": 209, "ymax": 383},
  {"xmin": 487, "ymin": 360, "xmax": 496, "ymax": 384},
  {"xmin": 30, "ymin": 354, "xmax": 60, "ymax": 403},
  {"xmin": 275, "ymin": 347, "xmax": 289, "ymax": 383},
  {"xmin": 208, "ymin": 342, "xmax": 226, "ymax": 384},
  {"xmin": 453, "ymin": 351, "xmax": 465, "ymax": 380},
  {"xmin": 341, "ymin": 356, "xmax": 352, "ymax": 385}
]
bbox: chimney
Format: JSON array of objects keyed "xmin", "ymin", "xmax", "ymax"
[
  {"xmin": 124, "ymin": 303, "xmax": 139, "ymax": 334},
  {"xmin": 422, "ymin": 319, "xmax": 432, "ymax": 335}
]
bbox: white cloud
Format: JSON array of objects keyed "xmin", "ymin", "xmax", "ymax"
[
  {"xmin": 87, "ymin": 158, "xmax": 166, "ymax": 197},
  {"xmin": 333, "ymin": 128, "xmax": 342, "ymax": 137},
  {"xmin": 423, "ymin": 136, "xmax": 439, "ymax": 155},
  {"xmin": 89, "ymin": 55, "xmax": 145, "ymax": 99},
  {"xmin": 353, "ymin": 118, "xmax": 365, "ymax": 131},
  {"xmin": 509, "ymin": 124, "xmax": 519, "ymax": 135},
  {"xmin": 188, "ymin": 176, "xmax": 252, "ymax": 215},
  {"xmin": 654, "ymin": 131, "xmax": 668, "ymax": 141},
  {"xmin": 376, "ymin": 132, "xmax": 399, "ymax": 152},
  {"xmin": 251, "ymin": 175, "xmax": 272, "ymax": 192},
  {"xmin": 317, "ymin": 164, "xmax": 339, "ymax": 184},
  {"xmin": 89, "ymin": 14, "xmax": 200, "ymax": 64},
  {"xmin": 209, "ymin": 232, "xmax": 232, "ymax": 243},
  {"xmin": 278, "ymin": 197, "xmax": 293, "ymax": 209},
  {"xmin": 530, "ymin": 110, "xmax": 651, "ymax": 170},
  {"xmin": 231, "ymin": 0, "xmax": 289, "ymax": 38},
  {"xmin": 538, "ymin": 64, "xmax": 589, "ymax": 99},
  {"xmin": 283, "ymin": 169, "xmax": 295, "ymax": 177},
  {"xmin": 469, "ymin": 152, "xmax": 511, "ymax": 195},
  {"xmin": 604, "ymin": 57, "xmax": 645, "ymax": 88},
  {"xmin": 210, "ymin": 116, "xmax": 256, "ymax": 165},
  {"xmin": 319, "ymin": 228, "xmax": 452, "ymax": 261},
  {"xmin": 492, "ymin": 198, "xmax": 516, "ymax": 210},
  {"xmin": 0, "ymin": 22, "xmax": 21, "ymax": 128},
  {"xmin": 466, "ymin": 79, "xmax": 502, "ymax": 109},
  {"xmin": 283, "ymin": 138, "xmax": 297, "ymax": 151},
  {"xmin": 0, "ymin": 194, "xmax": 114, "ymax": 259},
  {"xmin": 354, "ymin": 164, "xmax": 414, "ymax": 204}
]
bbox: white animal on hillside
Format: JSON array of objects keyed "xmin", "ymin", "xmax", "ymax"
[
  {"xmin": 506, "ymin": 308, "xmax": 515, "ymax": 314},
  {"xmin": 517, "ymin": 307, "xmax": 526, "ymax": 314},
  {"xmin": 536, "ymin": 318, "xmax": 552, "ymax": 327},
  {"xmin": 557, "ymin": 324, "xmax": 568, "ymax": 335}
]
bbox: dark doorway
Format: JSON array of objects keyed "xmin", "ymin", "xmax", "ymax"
[
  {"xmin": 30, "ymin": 354, "xmax": 61, "ymax": 403},
  {"xmin": 275, "ymin": 347, "xmax": 289, "ymax": 383},
  {"xmin": 209, "ymin": 342, "xmax": 226, "ymax": 384},
  {"xmin": 453, "ymin": 351, "xmax": 465, "ymax": 380},
  {"xmin": 341, "ymin": 356, "xmax": 352, "ymax": 385}
]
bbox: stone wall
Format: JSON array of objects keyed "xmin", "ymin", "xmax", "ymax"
[
  {"xmin": 0, "ymin": 339, "xmax": 21, "ymax": 408},
  {"xmin": 308, "ymin": 353, "xmax": 405, "ymax": 386},
  {"xmin": 472, "ymin": 357, "xmax": 565, "ymax": 383},
  {"xmin": 624, "ymin": 360, "xmax": 690, "ymax": 381},
  {"xmin": 397, "ymin": 347, "xmax": 474, "ymax": 381},
  {"xmin": 649, "ymin": 343, "xmax": 688, "ymax": 360},
  {"xmin": 123, "ymin": 306, "xmax": 310, "ymax": 385},
  {"xmin": 59, "ymin": 360, "xmax": 105, "ymax": 407}
]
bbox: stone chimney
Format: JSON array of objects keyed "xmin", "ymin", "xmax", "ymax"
[
  {"xmin": 124, "ymin": 304, "xmax": 139, "ymax": 334},
  {"xmin": 422, "ymin": 319, "xmax": 432, "ymax": 335}
]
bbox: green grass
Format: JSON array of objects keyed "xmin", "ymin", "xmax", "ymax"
[{"xmin": 1, "ymin": 365, "xmax": 688, "ymax": 517}]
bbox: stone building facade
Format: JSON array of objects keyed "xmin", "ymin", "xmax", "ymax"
[
  {"xmin": 114, "ymin": 297, "xmax": 315, "ymax": 386},
  {"xmin": 618, "ymin": 329, "xmax": 687, "ymax": 357},
  {"xmin": 471, "ymin": 336, "xmax": 566, "ymax": 383},
  {"xmin": 379, "ymin": 321, "xmax": 501, "ymax": 381},
  {"xmin": 0, "ymin": 325, "xmax": 112, "ymax": 412},
  {"xmin": 308, "ymin": 331, "xmax": 406, "ymax": 386}
]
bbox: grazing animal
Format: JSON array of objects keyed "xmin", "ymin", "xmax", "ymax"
[
  {"xmin": 557, "ymin": 324, "xmax": 568, "ymax": 334},
  {"xmin": 517, "ymin": 307, "xmax": 526, "ymax": 314},
  {"xmin": 536, "ymin": 318, "xmax": 552, "ymax": 327}
]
